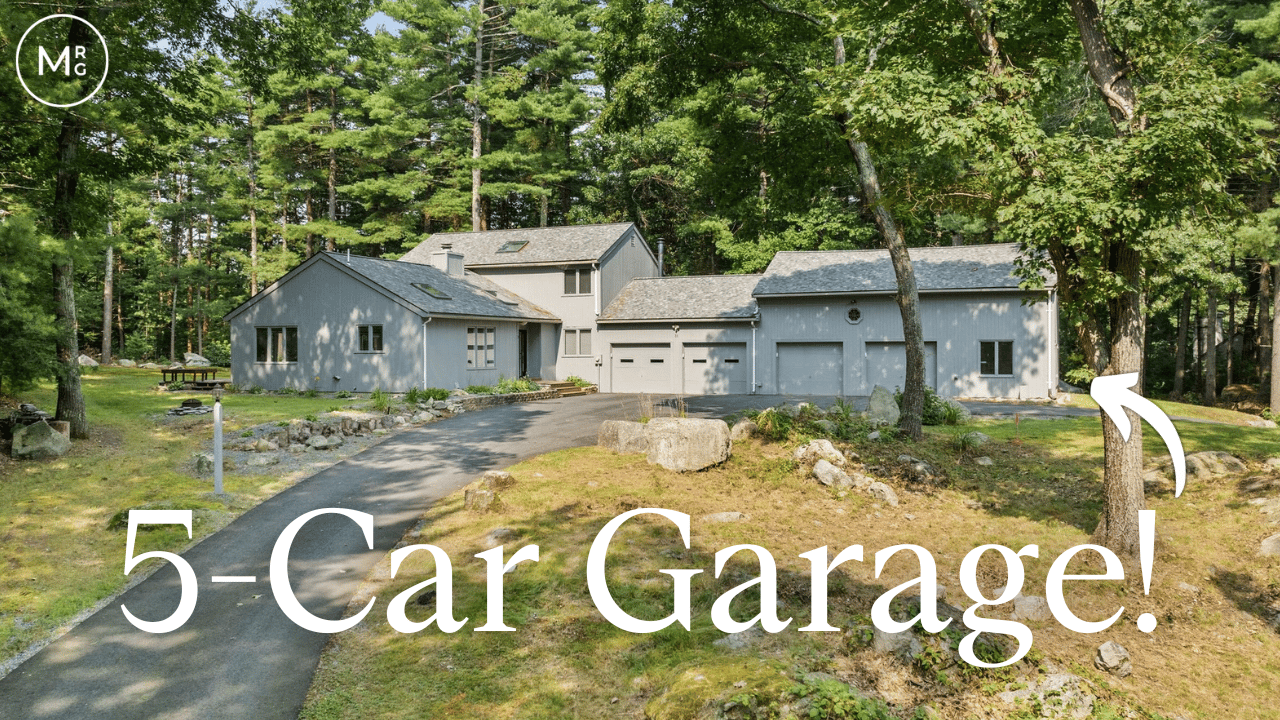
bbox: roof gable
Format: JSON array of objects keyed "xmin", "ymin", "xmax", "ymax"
[
  {"xmin": 399, "ymin": 223, "xmax": 641, "ymax": 267},
  {"xmin": 753, "ymin": 243, "xmax": 1052, "ymax": 297}
]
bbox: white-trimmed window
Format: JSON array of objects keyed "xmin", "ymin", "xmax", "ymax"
[
  {"xmin": 467, "ymin": 327, "xmax": 495, "ymax": 368},
  {"xmin": 564, "ymin": 328, "xmax": 592, "ymax": 357},
  {"xmin": 564, "ymin": 268, "xmax": 592, "ymax": 295},
  {"xmin": 357, "ymin": 325, "xmax": 383, "ymax": 353},
  {"xmin": 980, "ymin": 340, "xmax": 1013, "ymax": 376},
  {"xmin": 256, "ymin": 327, "xmax": 298, "ymax": 363}
]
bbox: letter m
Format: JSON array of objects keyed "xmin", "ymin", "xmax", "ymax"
[{"xmin": 39, "ymin": 46, "xmax": 70, "ymax": 76}]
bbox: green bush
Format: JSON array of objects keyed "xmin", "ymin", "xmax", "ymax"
[
  {"xmin": 495, "ymin": 376, "xmax": 539, "ymax": 394},
  {"xmin": 202, "ymin": 339, "xmax": 231, "ymax": 367},
  {"xmin": 422, "ymin": 387, "xmax": 449, "ymax": 401},
  {"xmin": 335, "ymin": 390, "xmax": 354, "ymax": 399},
  {"xmin": 246, "ymin": 385, "xmax": 264, "ymax": 395},
  {"xmin": 370, "ymin": 387, "xmax": 393, "ymax": 414},
  {"xmin": 304, "ymin": 387, "xmax": 319, "ymax": 398},
  {"xmin": 565, "ymin": 375, "xmax": 593, "ymax": 388},
  {"xmin": 894, "ymin": 386, "xmax": 954, "ymax": 426},
  {"xmin": 465, "ymin": 384, "xmax": 494, "ymax": 395},
  {"xmin": 277, "ymin": 387, "xmax": 299, "ymax": 396},
  {"xmin": 405, "ymin": 386, "xmax": 422, "ymax": 404}
]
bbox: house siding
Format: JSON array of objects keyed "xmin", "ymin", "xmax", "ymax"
[
  {"xmin": 754, "ymin": 292, "xmax": 1056, "ymax": 399},
  {"xmin": 597, "ymin": 323, "xmax": 756, "ymax": 394},
  {"xmin": 599, "ymin": 228, "xmax": 659, "ymax": 311},
  {"xmin": 471, "ymin": 266, "xmax": 599, "ymax": 381}
]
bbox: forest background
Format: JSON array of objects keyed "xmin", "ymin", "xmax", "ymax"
[{"xmin": 4, "ymin": 0, "xmax": 1280, "ymax": 421}]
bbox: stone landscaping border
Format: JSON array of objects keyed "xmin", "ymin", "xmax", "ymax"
[{"xmin": 455, "ymin": 388, "xmax": 559, "ymax": 411}]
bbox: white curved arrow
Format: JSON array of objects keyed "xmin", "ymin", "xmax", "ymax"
[{"xmin": 1090, "ymin": 372, "xmax": 1186, "ymax": 497}]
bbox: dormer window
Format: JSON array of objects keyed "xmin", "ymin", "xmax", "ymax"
[{"xmin": 564, "ymin": 268, "xmax": 591, "ymax": 296}]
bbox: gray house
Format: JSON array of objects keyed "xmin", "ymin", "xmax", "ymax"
[
  {"xmin": 400, "ymin": 223, "xmax": 659, "ymax": 382},
  {"xmin": 226, "ymin": 225, "xmax": 1056, "ymax": 399},
  {"xmin": 224, "ymin": 249, "xmax": 558, "ymax": 393},
  {"xmin": 593, "ymin": 243, "xmax": 1057, "ymax": 399}
]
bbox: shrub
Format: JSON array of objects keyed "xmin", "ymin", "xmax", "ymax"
[
  {"xmin": 495, "ymin": 376, "xmax": 539, "ymax": 394},
  {"xmin": 247, "ymin": 385, "xmax": 264, "ymax": 395},
  {"xmin": 202, "ymin": 339, "xmax": 231, "ymax": 367},
  {"xmin": 335, "ymin": 390, "xmax": 354, "ymax": 399},
  {"xmin": 466, "ymin": 384, "xmax": 495, "ymax": 395},
  {"xmin": 326, "ymin": 405, "xmax": 343, "ymax": 412},
  {"xmin": 277, "ymin": 387, "xmax": 299, "ymax": 396},
  {"xmin": 405, "ymin": 386, "xmax": 422, "ymax": 404},
  {"xmin": 305, "ymin": 413, "xmax": 318, "ymax": 422},
  {"xmin": 422, "ymin": 387, "xmax": 449, "ymax": 401},
  {"xmin": 565, "ymin": 375, "xmax": 593, "ymax": 388},
  {"xmin": 304, "ymin": 387, "xmax": 319, "ymax": 398},
  {"xmin": 894, "ymin": 386, "xmax": 952, "ymax": 426},
  {"xmin": 370, "ymin": 387, "xmax": 393, "ymax": 414}
]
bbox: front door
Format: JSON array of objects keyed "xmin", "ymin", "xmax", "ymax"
[{"xmin": 518, "ymin": 328, "xmax": 528, "ymax": 378}]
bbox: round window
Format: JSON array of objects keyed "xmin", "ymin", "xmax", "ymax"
[{"xmin": 847, "ymin": 307, "xmax": 862, "ymax": 324}]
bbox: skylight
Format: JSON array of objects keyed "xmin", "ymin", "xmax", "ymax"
[
  {"xmin": 496, "ymin": 240, "xmax": 528, "ymax": 253},
  {"xmin": 412, "ymin": 283, "xmax": 451, "ymax": 300}
]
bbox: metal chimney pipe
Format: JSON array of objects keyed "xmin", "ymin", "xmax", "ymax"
[{"xmin": 657, "ymin": 240, "xmax": 664, "ymax": 278}]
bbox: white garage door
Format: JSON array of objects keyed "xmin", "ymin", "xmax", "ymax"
[
  {"xmin": 683, "ymin": 343, "xmax": 749, "ymax": 395},
  {"xmin": 611, "ymin": 344, "xmax": 671, "ymax": 393},
  {"xmin": 865, "ymin": 341, "xmax": 937, "ymax": 392},
  {"xmin": 777, "ymin": 342, "xmax": 843, "ymax": 395}
]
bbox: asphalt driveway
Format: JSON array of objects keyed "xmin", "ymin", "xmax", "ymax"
[{"xmin": 0, "ymin": 391, "xmax": 1095, "ymax": 720}]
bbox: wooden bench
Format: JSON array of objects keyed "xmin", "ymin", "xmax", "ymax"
[{"xmin": 160, "ymin": 368, "xmax": 219, "ymax": 386}]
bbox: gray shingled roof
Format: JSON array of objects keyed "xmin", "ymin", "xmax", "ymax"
[
  {"xmin": 399, "ymin": 223, "xmax": 639, "ymax": 267},
  {"xmin": 600, "ymin": 275, "xmax": 761, "ymax": 322},
  {"xmin": 754, "ymin": 243, "xmax": 1052, "ymax": 296},
  {"xmin": 329, "ymin": 253, "xmax": 559, "ymax": 322}
]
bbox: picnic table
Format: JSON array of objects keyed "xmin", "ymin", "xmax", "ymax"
[{"xmin": 160, "ymin": 368, "xmax": 229, "ymax": 390}]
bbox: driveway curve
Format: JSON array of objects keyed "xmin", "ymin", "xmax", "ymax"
[{"xmin": 0, "ymin": 393, "xmax": 642, "ymax": 720}]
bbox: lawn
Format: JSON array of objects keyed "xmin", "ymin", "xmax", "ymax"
[
  {"xmin": 300, "ymin": 412, "xmax": 1280, "ymax": 720},
  {"xmin": 0, "ymin": 367, "xmax": 366, "ymax": 666}
]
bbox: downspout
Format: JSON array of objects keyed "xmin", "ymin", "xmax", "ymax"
[
  {"xmin": 422, "ymin": 316, "xmax": 432, "ymax": 387},
  {"xmin": 593, "ymin": 262, "xmax": 601, "ymax": 316},
  {"xmin": 751, "ymin": 317, "xmax": 758, "ymax": 394}
]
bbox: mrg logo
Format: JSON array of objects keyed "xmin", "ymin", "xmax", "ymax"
[{"xmin": 15, "ymin": 14, "xmax": 109, "ymax": 108}]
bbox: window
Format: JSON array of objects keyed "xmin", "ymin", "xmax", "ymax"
[
  {"xmin": 256, "ymin": 327, "xmax": 298, "ymax": 363},
  {"xmin": 980, "ymin": 340, "xmax": 1014, "ymax": 376},
  {"xmin": 357, "ymin": 325, "xmax": 384, "ymax": 353},
  {"xmin": 412, "ymin": 283, "xmax": 451, "ymax": 300},
  {"xmin": 468, "ymin": 327, "xmax": 495, "ymax": 368},
  {"xmin": 564, "ymin": 328, "xmax": 592, "ymax": 356},
  {"xmin": 564, "ymin": 268, "xmax": 592, "ymax": 295}
]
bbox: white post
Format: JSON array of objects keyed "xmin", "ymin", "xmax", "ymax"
[{"xmin": 213, "ymin": 388, "xmax": 224, "ymax": 495}]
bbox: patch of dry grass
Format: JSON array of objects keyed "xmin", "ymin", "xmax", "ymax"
[{"xmin": 301, "ymin": 421, "xmax": 1280, "ymax": 720}]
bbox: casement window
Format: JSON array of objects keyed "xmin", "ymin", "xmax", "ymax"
[
  {"xmin": 980, "ymin": 340, "xmax": 1014, "ymax": 376},
  {"xmin": 256, "ymin": 327, "xmax": 298, "ymax": 363},
  {"xmin": 357, "ymin": 325, "xmax": 384, "ymax": 353},
  {"xmin": 467, "ymin": 327, "xmax": 495, "ymax": 368},
  {"xmin": 564, "ymin": 328, "xmax": 592, "ymax": 357},
  {"xmin": 564, "ymin": 267, "xmax": 592, "ymax": 295}
]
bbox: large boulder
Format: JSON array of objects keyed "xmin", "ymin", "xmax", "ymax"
[
  {"xmin": 867, "ymin": 385, "xmax": 900, "ymax": 427},
  {"xmin": 1261, "ymin": 532, "xmax": 1280, "ymax": 557},
  {"xmin": 598, "ymin": 420, "xmax": 650, "ymax": 455},
  {"xmin": 76, "ymin": 354, "xmax": 99, "ymax": 367},
  {"xmin": 183, "ymin": 352, "xmax": 211, "ymax": 367},
  {"xmin": 1094, "ymin": 641, "xmax": 1132, "ymax": 678},
  {"xmin": 794, "ymin": 439, "xmax": 845, "ymax": 466},
  {"xmin": 118, "ymin": 358, "xmax": 137, "ymax": 368},
  {"xmin": 645, "ymin": 418, "xmax": 731, "ymax": 472},
  {"xmin": 729, "ymin": 418, "xmax": 758, "ymax": 441},
  {"xmin": 812, "ymin": 459, "xmax": 854, "ymax": 490},
  {"xmin": 12, "ymin": 421, "xmax": 72, "ymax": 460}
]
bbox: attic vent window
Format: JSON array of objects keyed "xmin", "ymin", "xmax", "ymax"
[
  {"xmin": 412, "ymin": 283, "xmax": 452, "ymax": 300},
  {"xmin": 497, "ymin": 240, "xmax": 528, "ymax": 253}
]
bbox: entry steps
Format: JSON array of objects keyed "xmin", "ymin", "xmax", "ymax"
[{"xmin": 532, "ymin": 379, "xmax": 597, "ymax": 398}]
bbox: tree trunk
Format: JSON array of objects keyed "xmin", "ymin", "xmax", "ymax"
[
  {"xmin": 1228, "ymin": 255, "xmax": 1236, "ymax": 387},
  {"xmin": 833, "ymin": 36, "xmax": 925, "ymax": 440},
  {"xmin": 327, "ymin": 69, "xmax": 338, "ymax": 252},
  {"xmin": 1069, "ymin": 0, "xmax": 1147, "ymax": 560},
  {"xmin": 1205, "ymin": 279, "xmax": 1217, "ymax": 405},
  {"xmin": 1093, "ymin": 247, "xmax": 1146, "ymax": 558},
  {"xmin": 1260, "ymin": 261, "xmax": 1273, "ymax": 398},
  {"xmin": 51, "ymin": 99, "xmax": 88, "ymax": 438},
  {"xmin": 1271, "ymin": 263, "xmax": 1280, "ymax": 414},
  {"xmin": 1173, "ymin": 289, "xmax": 1190, "ymax": 400},
  {"xmin": 247, "ymin": 92, "xmax": 259, "ymax": 295},
  {"xmin": 471, "ymin": 0, "xmax": 486, "ymax": 232},
  {"xmin": 102, "ymin": 244, "xmax": 113, "ymax": 363}
]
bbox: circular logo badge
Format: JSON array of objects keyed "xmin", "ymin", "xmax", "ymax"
[{"xmin": 14, "ymin": 14, "xmax": 109, "ymax": 108}]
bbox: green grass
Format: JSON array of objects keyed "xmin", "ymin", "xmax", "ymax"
[{"xmin": 0, "ymin": 367, "xmax": 354, "ymax": 661}]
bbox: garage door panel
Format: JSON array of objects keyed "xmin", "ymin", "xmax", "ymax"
[
  {"xmin": 865, "ymin": 341, "xmax": 937, "ymax": 392},
  {"xmin": 683, "ymin": 343, "xmax": 748, "ymax": 395},
  {"xmin": 777, "ymin": 342, "xmax": 843, "ymax": 395},
  {"xmin": 611, "ymin": 344, "xmax": 671, "ymax": 393}
]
